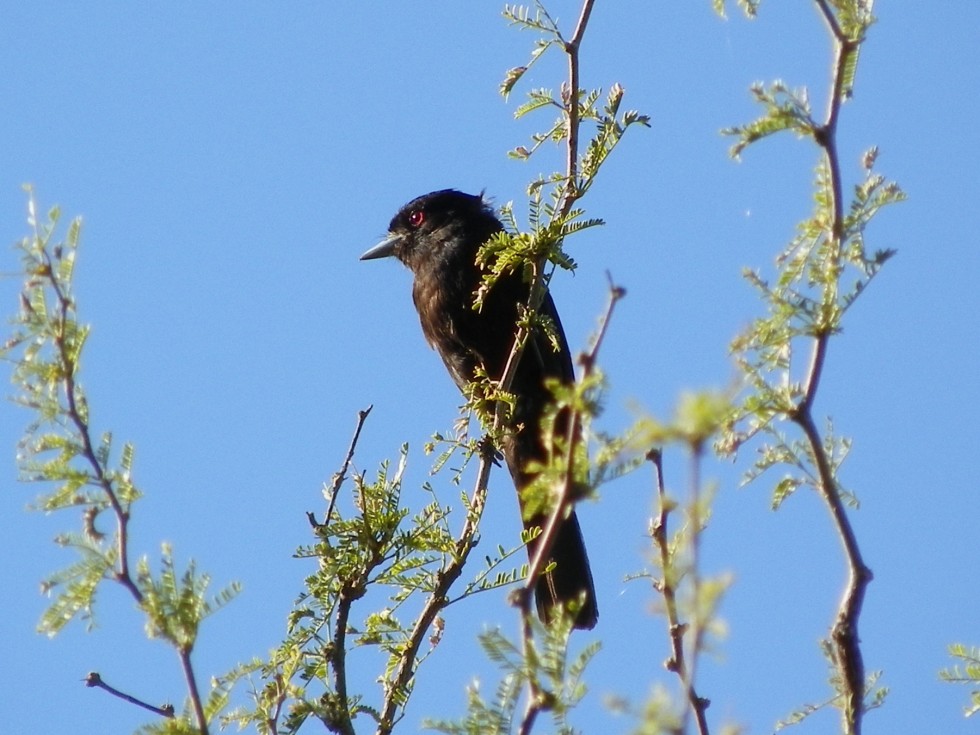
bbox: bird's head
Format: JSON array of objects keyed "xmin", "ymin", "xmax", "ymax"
[{"xmin": 360, "ymin": 189, "xmax": 501, "ymax": 273}]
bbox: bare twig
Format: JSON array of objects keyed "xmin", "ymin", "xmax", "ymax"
[
  {"xmin": 648, "ymin": 450, "xmax": 711, "ymax": 735},
  {"xmin": 331, "ymin": 582, "xmax": 358, "ymax": 735},
  {"xmin": 85, "ymin": 672, "xmax": 175, "ymax": 720},
  {"xmin": 322, "ymin": 405, "xmax": 373, "ymax": 525},
  {"xmin": 814, "ymin": 0, "xmax": 846, "ymax": 54},
  {"xmin": 792, "ymin": 408, "xmax": 871, "ymax": 730}
]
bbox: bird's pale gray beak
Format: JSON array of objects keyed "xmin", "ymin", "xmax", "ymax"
[{"xmin": 360, "ymin": 233, "xmax": 400, "ymax": 261}]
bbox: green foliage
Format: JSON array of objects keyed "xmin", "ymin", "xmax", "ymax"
[
  {"xmin": 425, "ymin": 423, "xmax": 483, "ymax": 486},
  {"xmin": 427, "ymin": 618, "xmax": 600, "ymax": 735},
  {"xmin": 37, "ymin": 533, "xmax": 116, "ymax": 634},
  {"xmin": 503, "ymin": 78, "xmax": 650, "ymax": 193},
  {"xmin": 715, "ymin": 3, "xmax": 897, "ymax": 732},
  {"xmin": 499, "ymin": 0, "xmax": 566, "ymax": 119},
  {"xmin": 4, "ymin": 2, "xmax": 910, "ymax": 733},
  {"xmin": 221, "ymin": 443, "xmax": 529, "ymax": 734},
  {"xmin": 475, "ymin": 204, "xmax": 599, "ymax": 300},
  {"xmin": 517, "ymin": 369, "xmax": 604, "ymax": 520},
  {"xmin": 138, "ymin": 544, "xmax": 240, "ymax": 651},
  {"xmin": 491, "ymin": 2, "xmax": 649, "ymax": 316},
  {"xmin": 724, "ymin": 151, "xmax": 902, "ymax": 507},
  {"xmin": 721, "ymin": 100, "xmax": 903, "ymax": 508},
  {"xmin": 471, "ymin": 0, "xmax": 650, "ymax": 539},
  {"xmin": 829, "ymin": 0, "xmax": 877, "ymax": 43},
  {"xmin": 723, "ymin": 81, "xmax": 816, "ymax": 160},
  {"xmin": 138, "ymin": 718, "xmax": 213, "ymax": 735},
  {"xmin": 738, "ymin": 417, "xmax": 856, "ymax": 510},
  {"xmin": 711, "ymin": 0, "xmax": 759, "ymax": 19},
  {"xmin": 645, "ymin": 391, "xmax": 734, "ymax": 451},
  {"xmin": 5, "ymin": 189, "xmax": 235, "ymax": 734},
  {"xmin": 941, "ymin": 644, "xmax": 980, "ymax": 717},
  {"xmin": 606, "ymin": 686, "xmax": 685, "ymax": 735},
  {"xmin": 137, "ymin": 675, "xmax": 235, "ymax": 735},
  {"xmin": 619, "ymin": 395, "xmax": 735, "ymax": 735},
  {"xmin": 773, "ymin": 652, "xmax": 887, "ymax": 730}
]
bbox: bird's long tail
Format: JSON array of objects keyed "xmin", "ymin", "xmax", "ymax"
[{"xmin": 525, "ymin": 504, "xmax": 598, "ymax": 630}]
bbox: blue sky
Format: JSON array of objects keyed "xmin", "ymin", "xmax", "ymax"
[{"xmin": 2, "ymin": 3, "xmax": 978, "ymax": 733}]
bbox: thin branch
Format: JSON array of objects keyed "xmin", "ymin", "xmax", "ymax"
[
  {"xmin": 814, "ymin": 0, "xmax": 845, "ymax": 44},
  {"xmin": 514, "ymin": 277, "xmax": 622, "ymax": 735},
  {"xmin": 789, "ymin": 5, "xmax": 874, "ymax": 733},
  {"xmin": 499, "ymin": 0, "xmax": 602, "ymax": 608},
  {"xmin": 492, "ymin": 0, "xmax": 597, "ymax": 413},
  {"xmin": 684, "ymin": 442, "xmax": 710, "ymax": 735},
  {"xmin": 323, "ymin": 405, "xmax": 373, "ymax": 525},
  {"xmin": 799, "ymin": 327, "xmax": 829, "ymax": 414},
  {"xmin": 505, "ymin": 8, "xmax": 604, "ymax": 730},
  {"xmin": 814, "ymin": 0, "xmax": 859, "ymax": 244},
  {"xmin": 41, "ymin": 243, "xmax": 144, "ymax": 604},
  {"xmin": 377, "ymin": 449, "xmax": 490, "ymax": 734},
  {"xmin": 559, "ymin": 0, "xmax": 597, "ymax": 213},
  {"xmin": 648, "ymin": 450, "xmax": 711, "ymax": 735},
  {"xmin": 178, "ymin": 649, "xmax": 210, "ymax": 735},
  {"xmin": 520, "ymin": 276, "xmax": 623, "ymax": 604},
  {"xmin": 516, "ymin": 621, "xmax": 543, "ymax": 735},
  {"xmin": 792, "ymin": 408, "xmax": 871, "ymax": 733},
  {"xmin": 517, "ymin": 687, "xmax": 543, "ymax": 735},
  {"xmin": 26, "ymin": 201, "xmax": 212, "ymax": 733},
  {"xmin": 331, "ymin": 583, "xmax": 358, "ymax": 735},
  {"xmin": 316, "ymin": 408, "xmax": 376, "ymax": 735},
  {"xmin": 85, "ymin": 672, "xmax": 175, "ymax": 720}
]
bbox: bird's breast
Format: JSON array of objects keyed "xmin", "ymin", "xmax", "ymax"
[{"xmin": 412, "ymin": 271, "xmax": 480, "ymax": 391}]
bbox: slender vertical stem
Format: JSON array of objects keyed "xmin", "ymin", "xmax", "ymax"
[
  {"xmin": 493, "ymin": 0, "xmax": 597, "ymax": 406},
  {"xmin": 559, "ymin": 0, "xmax": 596, "ymax": 214},
  {"xmin": 323, "ymin": 406, "xmax": 373, "ymax": 525},
  {"xmin": 649, "ymin": 449, "xmax": 710, "ymax": 735},
  {"xmin": 178, "ymin": 648, "xmax": 210, "ymax": 735},
  {"xmin": 788, "ymin": 5, "xmax": 874, "ymax": 733}
]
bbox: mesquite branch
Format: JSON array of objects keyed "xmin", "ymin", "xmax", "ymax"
[
  {"xmin": 792, "ymin": 4, "xmax": 874, "ymax": 733},
  {"xmin": 648, "ymin": 449, "xmax": 711, "ymax": 735}
]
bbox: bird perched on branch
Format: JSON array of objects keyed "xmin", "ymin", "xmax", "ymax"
[{"xmin": 360, "ymin": 189, "xmax": 597, "ymax": 629}]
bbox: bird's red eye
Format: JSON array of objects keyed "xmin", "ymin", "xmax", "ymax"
[{"xmin": 408, "ymin": 210, "xmax": 425, "ymax": 228}]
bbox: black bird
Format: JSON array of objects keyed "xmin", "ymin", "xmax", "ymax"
[{"xmin": 361, "ymin": 189, "xmax": 598, "ymax": 629}]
